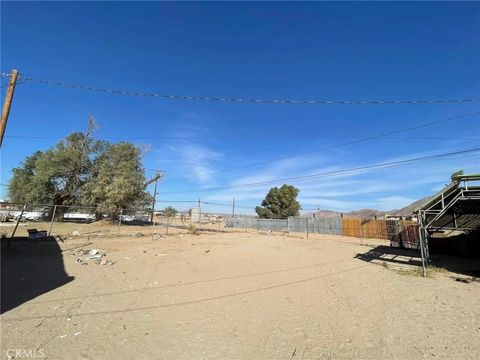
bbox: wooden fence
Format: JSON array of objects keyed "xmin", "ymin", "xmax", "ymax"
[{"xmin": 342, "ymin": 218, "xmax": 418, "ymax": 244}]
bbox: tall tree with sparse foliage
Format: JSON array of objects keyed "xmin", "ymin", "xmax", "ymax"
[
  {"xmin": 255, "ymin": 184, "xmax": 301, "ymax": 219},
  {"xmin": 9, "ymin": 119, "xmax": 101, "ymax": 205},
  {"xmin": 82, "ymin": 142, "xmax": 152, "ymax": 218},
  {"xmin": 8, "ymin": 118, "xmax": 153, "ymax": 219}
]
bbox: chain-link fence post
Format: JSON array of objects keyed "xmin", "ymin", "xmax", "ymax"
[
  {"xmin": 151, "ymin": 210, "xmax": 156, "ymax": 240},
  {"xmin": 48, "ymin": 205, "xmax": 57, "ymax": 236},
  {"xmin": 10, "ymin": 203, "xmax": 27, "ymax": 241},
  {"xmin": 117, "ymin": 208, "xmax": 123, "ymax": 235}
]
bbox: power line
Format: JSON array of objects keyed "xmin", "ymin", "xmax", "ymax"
[
  {"xmin": 7, "ymin": 112, "xmax": 477, "ymax": 185},
  {"xmin": 153, "ymin": 200, "xmax": 253, "ymax": 209},
  {"xmin": 166, "ymin": 111, "xmax": 480, "ymax": 181},
  {"xmin": 2, "ymin": 72, "xmax": 479, "ymax": 105},
  {"xmin": 161, "ymin": 148, "xmax": 480, "ymax": 194},
  {"xmin": 4, "ymin": 134, "xmax": 478, "ymax": 141},
  {"xmin": 201, "ymin": 201, "xmax": 253, "ymax": 209}
]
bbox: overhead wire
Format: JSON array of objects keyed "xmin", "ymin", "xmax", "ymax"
[
  {"xmin": 2, "ymin": 72, "xmax": 479, "ymax": 105},
  {"xmin": 160, "ymin": 147, "xmax": 480, "ymax": 194},
  {"xmin": 164, "ymin": 111, "xmax": 480, "ymax": 181},
  {"xmin": 4, "ymin": 134, "xmax": 479, "ymax": 141},
  {"xmin": 152, "ymin": 200, "xmax": 254, "ymax": 209},
  {"xmin": 2, "ymin": 72, "xmax": 479, "ymax": 200}
]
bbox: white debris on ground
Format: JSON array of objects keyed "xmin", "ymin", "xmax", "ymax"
[{"xmin": 72, "ymin": 248, "xmax": 115, "ymax": 265}]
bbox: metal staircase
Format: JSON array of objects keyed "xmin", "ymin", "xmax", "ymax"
[{"xmin": 415, "ymin": 173, "xmax": 480, "ymax": 274}]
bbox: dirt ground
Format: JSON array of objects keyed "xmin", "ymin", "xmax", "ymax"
[{"xmin": 1, "ymin": 221, "xmax": 480, "ymax": 360}]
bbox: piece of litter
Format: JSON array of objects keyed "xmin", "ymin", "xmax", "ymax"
[
  {"xmin": 74, "ymin": 332, "xmax": 82, "ymax": 336},
  {"xmin": 124, "ymin": 257, "xmax": 130, "ymax": 260},
  {"xmin": 72, "ymin": 231, "xmax": 80, "ymax": 236},
  {"xmin": 59, "ymin": 334, "xmax": 68, "ymax": 339},
  {"xmin": 66, "ymin": 318, "xmax": 72, "ymax": 321},
  {"xmin": 155, "ymin": 253, "xmax": 168, "ymax": 257}
]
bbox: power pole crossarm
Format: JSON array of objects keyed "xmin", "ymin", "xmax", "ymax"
[
  {"xmin": 0, "ymin": 69, "xmax": 19, "ymax": 148},
  {"xmin": 144, "ymin": 172, "xmax": 163, "ymax": 188}
]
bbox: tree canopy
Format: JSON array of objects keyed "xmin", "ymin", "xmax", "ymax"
[
  {"xmin": 255, "ymin": 184, "xmax": 301, "ymax": 219},
  {"xmin": 8, "ymin": 119, "xmax": 153, "ymax": 218},
  {"xmin": 164, "ymin": 206, "xmax": 177, "ymax": 217}
]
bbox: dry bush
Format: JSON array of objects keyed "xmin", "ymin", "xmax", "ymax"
[{"xmin": 188, "ymin": 224, "xmax": 200, "ymax": 235}]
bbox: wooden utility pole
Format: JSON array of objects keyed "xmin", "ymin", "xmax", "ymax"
[
  {"xmin": 145, "ymin": 170, "xmax": 163, "ymax": 222},
  {"xmin": 232, "ymin": 197, "xmax": 235, "ymax": 217},
  {"xmin": 150, "ymin": 177, "xmax": 158, "ymax": 222},
  {"xmin": 0, "ymin": 69, "xmax": 19, "ymax": 148}
]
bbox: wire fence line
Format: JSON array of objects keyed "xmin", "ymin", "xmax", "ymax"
[
  {"xmin": 0, "ymin": 202, "xmax": 234, "ymax": 240},
  {"xmin": 224, "ymin": 215, "xmax": 420, "ymax": 249},
  {"xmin": 0, "ymin": 202, "xmax": 419, "ymax": 250}
]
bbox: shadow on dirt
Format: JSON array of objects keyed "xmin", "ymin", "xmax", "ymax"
[
  {"xmin": 355, "ymin": 245, "xmax": 480, "ymax": 277},
  {"xmin": 429, "ymin": 230, "xmax": 480, "ymax": 259},
  {"xmin": 1, "ymin": 237, "xmax": 74, "ymax": 314}
]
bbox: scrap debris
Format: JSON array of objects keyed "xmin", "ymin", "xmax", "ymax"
[{"xmin": 72, "ymin": 248, "xmax": 116, "ymax": 265}]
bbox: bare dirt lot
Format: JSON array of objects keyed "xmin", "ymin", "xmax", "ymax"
[{"xmin": 1, "ymin": 221, "xmax": 480, "ymax": 360}]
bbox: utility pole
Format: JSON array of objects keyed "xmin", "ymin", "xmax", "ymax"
[
  {"xmin": 150, "ymin": 179, "xmax": 158, "ymax": 222},
  {"xmin": 0, "ymin": 69, "xmax": 19, "ymax": 148},
  {"xmin": 147, "ymin": 170, "xmax": 162, "ymax": 222},
  {"xmin": 198, "ymin": 198, "xmax": 201, "ymax": 224},
  {"xmin": 232, "ymin": 197, "xmax": 235, "ymax": 217}
]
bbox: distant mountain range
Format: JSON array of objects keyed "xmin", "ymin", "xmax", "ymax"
[
  {"xmin": 302, "ymin": 196, "xmax": 432, "ymax": 219},
  {"xmin": 389, "ymin": 196, "xmax": 432, "ymax": 216}
]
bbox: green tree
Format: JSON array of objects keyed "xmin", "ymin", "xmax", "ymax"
[
  {"xmin": 8, "ymin": 151, "xmax": 45, "ymax": 203},
  {"xmin": 255, "ymin": 184, "xmax": 301, "ymax": 219},
  {"xmin": 33, "ymin": 131, "xmax": 102, "ymax": 206},
  {"xmin": 8, "ymin": 118, "xmax": 104, "ymax": 206},
  {"xmin": 82, "ymin": 142, "xmax": 152, "ymax": 219},
  {"xmin": 8, "ymin": 118, "xmax": 154, "ymax": 219},
  {"xmin": 164, "ymin": 206, "xmax": 177, "ymax": 217}
]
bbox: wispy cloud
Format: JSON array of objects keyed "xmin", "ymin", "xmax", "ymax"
[
  {"xmin": 152, "ymin": 117, "xmax": 479, "ymax": 214},
  {"xmin": 168, "ymin": 143, "xmax": 224, "ymax": 184},
  {"xmin": 202, "ymin": 147, "xmax": 479, "ymax": 213}
]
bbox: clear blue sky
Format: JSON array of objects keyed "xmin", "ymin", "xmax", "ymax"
[{"xmin": 1, "ymin": 1, "xmax": 479, "ymax": 214}]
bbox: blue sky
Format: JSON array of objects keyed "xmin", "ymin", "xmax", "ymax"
[{"xmin": 1, "ymin": 2, "xmax": 479, "ymax": 214}]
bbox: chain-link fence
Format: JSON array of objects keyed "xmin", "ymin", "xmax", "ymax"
[
  {"xmin": 224, "ymin": 215, "xmax": 420, "ymax": 248},
  {"xmin": 0, "ymin": 202, "xmax": 233, "ymax": 241},
  {"xmin": 0, "ymin": 202, "xmax": 420, "ymax": 250}
]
